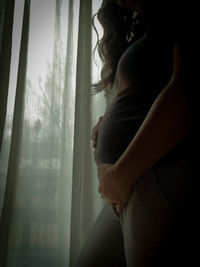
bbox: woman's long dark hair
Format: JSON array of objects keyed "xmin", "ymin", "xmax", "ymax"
[{"xmin": 91, "ymin": 0, "xmax": 149, "ymax": 96}]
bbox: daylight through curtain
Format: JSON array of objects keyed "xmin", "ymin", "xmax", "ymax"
[{"xmin": 0, "ymin": 0, "xmax": 106, "ymax": 266}]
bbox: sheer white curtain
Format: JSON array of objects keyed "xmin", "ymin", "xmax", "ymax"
[{"xmin": 0, "ymin": 0, "xmax": 107, "ymax": 266}]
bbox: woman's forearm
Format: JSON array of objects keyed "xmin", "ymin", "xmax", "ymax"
[{"xmin": 113, "ymin": 78, "xmax": 192, "ymax": 188}]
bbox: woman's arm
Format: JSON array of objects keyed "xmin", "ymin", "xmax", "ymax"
[{"xmin": 112, "ymin": 43, "xmax": 194, "ymax": 188}]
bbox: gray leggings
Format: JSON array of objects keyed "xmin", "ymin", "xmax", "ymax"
[{"xmin": 75, "ymin": 159, "xmax": 198, "ymax": 267}]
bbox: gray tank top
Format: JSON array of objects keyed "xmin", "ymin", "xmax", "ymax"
[{"xmin": 95, "ymin": 10, "xmax": 198, "ymax": 167}]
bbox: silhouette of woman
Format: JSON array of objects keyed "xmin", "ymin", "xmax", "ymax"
[{"xmin": 75, "ymin": 0, "xmax": 199, "ymax": 266}]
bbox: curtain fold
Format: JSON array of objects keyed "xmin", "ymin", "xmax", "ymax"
[
  {"xmin": 69, "ymin": 0, "xmax": 94, "ymax": 265},
  {"xmin": 0, "ymin": 0, "xmax": 106, "ymax": 266},
  {"xmin": 0, "ymin": 0, "xmax": 30, "ymax": 266},
  {"xmin": 0, "ymin": 0, "xmax": 15, "ymax": 153}
]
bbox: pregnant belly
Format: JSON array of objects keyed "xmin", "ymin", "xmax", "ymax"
[{"xmin": 95, "ymin": 95, "xmax": 151, "ymax": 165}]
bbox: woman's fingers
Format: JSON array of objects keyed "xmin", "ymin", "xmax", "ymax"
[
  {"xmin": 91, "ymin": 128, "xmax": 97, "ymax": 142},
  {"xmin": 91, "ymin": 117, "xmax": 102, "ymax": 139},
  {"xmin": 117, "ymin": 203, "xmax": 124, "ymax": 214},
  {"xmin": 92, "ymin": 137, "xmax": 97, "ymax": 148},
  {"xmin": 98, "ymin": 185, "xmax": 124, "ymax": 212},
  {"xmin": 108, "ymin": 201, "xmax": 117, "ymax": 206},
  {"xmin": 91, "ymin": 116, "xmax": 103, "ymax": 147},
  {"xmin": 109, "ymin": 201, "xmax": 124, "ymax": 214},
  {"xmin": 98, "ymin": 185, "xmax": 102, "ymax": 193}
]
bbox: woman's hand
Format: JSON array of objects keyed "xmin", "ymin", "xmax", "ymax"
[
  {"xmin": 97, "ymin": 163, "xmax": 133, "ymax": 213},
  {"xmin": 91, "ymin": 116, "xmax": 103, "ymax": 154}
]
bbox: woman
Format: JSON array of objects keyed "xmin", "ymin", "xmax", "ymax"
[{"xmin": 75, "ymin": 0, "xmax": 199, "ymax": 266}]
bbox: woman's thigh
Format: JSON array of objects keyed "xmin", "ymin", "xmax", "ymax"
[
  {"xmin": 74, "ymin": 203, "xmax": 127, "ymax": 267},
  {"xmin": 119, "ymin": 164, "xmax": 197, "ymax": 267}
]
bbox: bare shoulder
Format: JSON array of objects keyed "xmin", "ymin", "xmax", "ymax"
[
  {"xmin": 171, "ymin": 43, "xmax": 194, "ymax": 83},
  {"xmin": 172, "ymin": 44, "xmax": 185, "ymax": 78}
]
